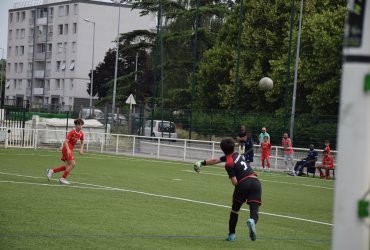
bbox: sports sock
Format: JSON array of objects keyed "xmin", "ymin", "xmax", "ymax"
[
  {"xmin": 262, "ymin": 161, "xmax": 265, "ymax": 168},
  {"xmin": 249, "ymin": 203, "xmax": 259, "ymax": 224},
  {"xmin": 53, "ymin": 165, "xmax": 66, "ymax": 173},
  {"xmin": 267, "ymin": 161, "xmax": 271, "ymax": 168},
  {"xmin": 229, "ymin": 212, "xmax": 239, "ymax": 234},
  {"xmin": 62, "ymin": 170, "xmax": 70, "ymax": 179}
]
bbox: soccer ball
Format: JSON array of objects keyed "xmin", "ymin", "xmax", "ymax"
[{"xmin": 259, "ymin": 77, "xmax": 273, "ymax": 90}]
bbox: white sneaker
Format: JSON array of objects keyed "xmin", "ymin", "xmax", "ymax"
[
  {"xmin": 59, "ymin": 178, "xmax": 70, "ymax": 185},
  {"xmin": 46, "ymin": 169, "xmax": 53, "ymax": 181}
]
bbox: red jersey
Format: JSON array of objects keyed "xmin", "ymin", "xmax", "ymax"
[
  {"xmin": 282, "ymin": 138, "xmax": 293, "ymax": 154},
  {"xmin": 322, "ymin": 155, "xmax": 334, "ymax": 168},
  {"xmin": 261, "ymin": 142, "xmax": 271, "ymax": 155},
  {"xmin": 324, "ymin": 145, "xmax": 331, "ymax": 155},
  {"xmin": 64, "ymin": 130, "xmax": 84, "ymax": 151}
]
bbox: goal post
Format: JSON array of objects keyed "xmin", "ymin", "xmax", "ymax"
[{"xmin": 332, "ymin": 1, "xmax": 370, "ymax": 249}]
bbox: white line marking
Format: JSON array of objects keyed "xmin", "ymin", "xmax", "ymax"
[
  {"xmin": 181, "ymin": 170, "xmax": 334, "ymax": 190},
  {"xmin": 0, "ymin": 171, "xmax": 332, "ymax": 226}
]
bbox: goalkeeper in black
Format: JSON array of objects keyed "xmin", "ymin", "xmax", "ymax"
[{"xmin": 194, "ymin": 137, "xmax": 262, "ymax": 242}]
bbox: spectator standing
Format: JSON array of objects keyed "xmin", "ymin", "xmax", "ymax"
[
  {"xmin": 282, "ymin": 133, "xmax": 294, "ymax": 171},
  {"xmin": 244, "ymin": 132, "xmax": 254, "ymax": 168},
  {"xmin": 258, "ymin": 127, "xmax": 270, "ymax": 145},
  {"xmin": 237, "ymin": 126, "xmax": 247, "ymax": 154},
  {"xmin": 261, "ymin": 136, "xmax": 272, "ymax": 172}
]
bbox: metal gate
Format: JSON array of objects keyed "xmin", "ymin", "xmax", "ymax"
[{"xmin": 0, "ymin": 106, "xmax": 28, "ymax": 147}]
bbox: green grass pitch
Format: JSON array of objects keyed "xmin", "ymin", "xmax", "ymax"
[{"xmin": 0, "ymin": 149, "xmax": 333, "ymax": 249}]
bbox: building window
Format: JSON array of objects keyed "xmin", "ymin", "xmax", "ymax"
[
  {"xmin": 15, "ymin": 46, "xmax": 19, "ymax": 56},
  {"xmin": 56, "ymin": 61, "xmax": 61, "ymax": 71},
  {"xmin": 8, "ymin": 30, "xmax": 12, "ymax": 40},
  {"xmin": 16, "ymin": 12, "xmax": 20, "ymax": 22},
  {"xmin": 73, "ymin": 23, "xmax": 77, "ymax": 34},
  {"xmin": 49, "ymin": 7, "xmax": 54, "ymax": 18},
  {"xmin": 72, "ymin": 41, "xmax": 76, "ymax": 53},
  {"xmin": 16, "ymin": 29, "xmax": 19, "ymax": 39},
  {"xmin": 73, "ymin": 4, "xmax": 78, "ymax": 15},
  {"xmin": 7, "ymin": 63, "xmax": 11, "ymax": 73},
  {"xmin": 14, "ymin": 63, "xmax": 18, "ymax": 73},
  {"xmin": 21, "ymin": 11, "xmax": 25, "ymax": 21},
  {"xmin": 70, "ymin": 79, "xmax": 74, "ymax": 90},
  {"xmin": 9, "ymin": 13, "xmax": 13, "ymax": 23},
  {"xmin": 58, "ymin": 24, "xmax": 63, "ymax": 35},
  {"xmin": 20, "ymin": 46, "xmax": 24, "ymax": 56},
  {"xmin": 20, "ymin": 29, "xmax": 25, "ymax": 39},
  {"xmin": 57, "ymin": 43, "xmax": 63, "ymax": 53},
  {"xmin": 55, "ymin": 79, "xmax": 60, "ymax": 90},
  {"xmin": 58, "ymin": 6, "xmax": 64, "ymax": 17},
  {"xmin": 28, "ymin": 45, "xmax": 33, "ymax": 53},
  {"xmin": 61, "ymin": 61, "xmax": 66, "ymax": 71},
  {"xmin": 6, "ymin": 80, "xmax": 12, "ymax": 89},
  {"xmin": 28, "ymin": 63, "xmax": 32, "ymax": 71},
  {"xmin": 27, "ymin": 80, "xmax": 32, "ymax": 88},
  {"xmin": 8, "ymin": 46, "xmax": 11, "ymax": 57},
  {"xmin": 69, "ymin": 60, "xmax": 75, "ymax": 70},
  {"xmin": 66, "ymin": 5, "xmax": 69, "ymax": 16},
  {"xmin": 19, "ymin": 63, "xmax": 23, "ymax": 73},
  {"xmin": 64, "ymin": 24, "xmax": 68, "ymax": 35}
]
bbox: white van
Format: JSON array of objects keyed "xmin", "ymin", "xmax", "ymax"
[
  {"xmin": 144, "ymin": 120, "xmax": 177, "ymax": 138},
  {"xmin": 79, "ymin": 108, "xmax": 105, "ymax": 121}
]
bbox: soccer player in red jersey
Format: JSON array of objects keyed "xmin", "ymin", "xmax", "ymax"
[
  {"xmin": 316, "ymin": 150, "xmax": 334, "ymax": 179},
  {"xmin": 194, "ymin": 137, "xmax": 262, "ymax": 242},
  {"xmin": 47, "ymin": 118, "xmax": 85, "ymax": 184},
  {"xmin": 261, "ymin": 136, "xmax": 271, "ymax": 172},
  {"xmin": 324, "ymin": 140, "xmax": 331, "ymax": 155}
]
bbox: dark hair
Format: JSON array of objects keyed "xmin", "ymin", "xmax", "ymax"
[
  {"xmin": 74, "ymin": 118, "xmax": 84, "ymax": 126},
  {"xmin": 220, "ymin": 137, "xmax": 235, "ymax": 155},
  {"xmin": 325, "ymin": 140, "xmax": 330, "ymax": 144},
  {"xmin": 263, "ymin": 135, "xmax": 269, "ymax": 139}
]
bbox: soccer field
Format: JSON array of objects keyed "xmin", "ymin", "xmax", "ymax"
[{"xmin": 0, "ymin": 148, "xmax": 334, "ymax": 250}]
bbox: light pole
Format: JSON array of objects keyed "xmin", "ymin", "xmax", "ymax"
[
  {"xmin": 58, "ymin": 44, "xmax": 67, "ymax": 111},
  {"xmin": 289, "ymin": 0, "xmax": 304, "ymax": 144},
  {"xmin": 83, "ymin": 18, "xmax": 95, "ymax": 116},
  {"xmin": 0, "ymin": 48, "xmax": 4, "ymax": 102},
  {"xmin": 111, "ymin": 0, "xmax": 123, "ymax": 128}
]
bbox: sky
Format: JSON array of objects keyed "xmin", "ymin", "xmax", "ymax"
[{"xmin": 0, "ymin": 0, "xmax": 14, "ymax": 58}]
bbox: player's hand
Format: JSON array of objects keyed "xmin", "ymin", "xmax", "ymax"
[
  {"xmin": 194, "ymin": 160, "xmax": 205, "ymax": 173},
  {"xmin": 67, "ymin": 150, "xmax": 71, "ymax": 157},
  {"xmin": 79, "ymin": 150, "xmax": 84, "ymax": 155}
]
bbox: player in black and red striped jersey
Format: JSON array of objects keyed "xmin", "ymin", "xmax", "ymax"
[{"xmin": 194, "ymin": 137, "xmax": 262, "ymax": 242}]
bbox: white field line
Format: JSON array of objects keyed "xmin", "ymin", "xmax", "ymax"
[
  {"xmin": 181, "ymin": 170, "xmax": 334, "ymax": 190},
  {"xmin": 0, "ymin": 171, "xmax": 332, "ymax": 227}
]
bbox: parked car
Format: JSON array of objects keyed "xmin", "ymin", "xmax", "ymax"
[
  {"xmin": 79, "ymin": 108, "xmax": 105, "ymax": 122},
  {"xmin": 107, "ymin": 113, "xmax": 127, "ymax": 126},
  {"xmin": 143, "ymin": 120, "xmax": 177, "ymax": 138}
]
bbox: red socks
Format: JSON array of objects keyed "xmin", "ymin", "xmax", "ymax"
[
  {"xmin": 62, "ymin": 170, "xmax": 70, "ymax": 179},
  {"xmin": 53, "ymin": 166, "xmax": 66, "ymax": 173}
]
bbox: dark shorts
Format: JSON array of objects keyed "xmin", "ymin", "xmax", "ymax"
[
  {"xmin": 244, "ymin": 152, "xmax": 254, "ymax": 162},
  {"xmin": 232, "ymin": 177, "xmax": 262, "ymax": 211}
]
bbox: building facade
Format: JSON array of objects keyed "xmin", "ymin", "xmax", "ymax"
[{"xmin": 5, "ymin": 0, "xmax": 155, "ymax": 111}]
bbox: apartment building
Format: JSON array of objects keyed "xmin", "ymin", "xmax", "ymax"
[{"xmin": 5, "ymin": 0, "xmax": 155, "ymax": 111}]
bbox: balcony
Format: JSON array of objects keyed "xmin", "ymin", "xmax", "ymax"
[
  {"xmin": 36, "ymin": 17, "xmax": 47, "ymax": 25},
  {"xmin": 34, "ymin": 70, "xmax": 44, "ymax": 78},
  {"xmin": 36, "ymin": 34, "xmax": 53, "ymax": 43},
  {"xmin": 29, "ymin": 52, "xmax": 52, "ymax": 61},
  {"xmin": 34, "ymin": 88, "xmax": 44, "ymax": 95}
]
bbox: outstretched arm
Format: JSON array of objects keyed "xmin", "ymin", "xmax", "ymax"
[{"xmin": 194, "ymin": 158, "xmax": 222, "ymax": 173}]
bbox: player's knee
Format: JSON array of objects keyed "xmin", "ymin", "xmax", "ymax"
[{"xmin": 232, "ymin": 203, "xmax": 242, "ymax": 212}]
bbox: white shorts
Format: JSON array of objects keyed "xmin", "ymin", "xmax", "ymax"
[{"xmin": 284, "ymin": 154, "xmax": 294, "ymax": 161}]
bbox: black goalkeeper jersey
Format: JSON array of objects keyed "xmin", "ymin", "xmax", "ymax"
[{"xmin": 220, "ymin": 152, "xmax": 256, "ymax": 182}]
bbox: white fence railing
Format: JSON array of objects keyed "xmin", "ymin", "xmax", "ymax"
[{"xmin": 0, "ymin": 127, "xmax": 337, "ymax": 171}]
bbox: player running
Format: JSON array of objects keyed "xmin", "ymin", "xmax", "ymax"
[
  {"xmin": 194, "ymin": 137, "xmax": 262, "ymax": 242},
  {"xmin": 47, "ymin": 118, "xmax": 85, "ymax": 184}
]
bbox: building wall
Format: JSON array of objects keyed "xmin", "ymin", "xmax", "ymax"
[{"xmin": 5, "ymin": 0, "xmax": 156, "ymax": 111}]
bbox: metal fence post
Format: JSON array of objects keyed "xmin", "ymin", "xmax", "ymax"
[
  {"xmin": 211, "ymin": 141, "xmax": 215, "ymax": 159},
  {"xmin": 274, "ymin": 146, "xmax": 278, "ymax": 170},
  {"xmin": 132, "ymin": 136, "xmax": 136, "ymax": 156},
  {"xmin": 116, "ymin": 134, "xmax": 119, "ymax": 155},
  {"xmin": 157, "ymin": 138, "xmax": 160, "ymax": 159},
  {"xmin": 183, "ymin": 140, "xmax": 187, "ymax": 161}
]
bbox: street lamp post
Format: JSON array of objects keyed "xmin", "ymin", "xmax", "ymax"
[
  {"xmin": 289, "ymin": 0, "xmax": 304, "ymax": 144},
  {"xmin": 58, "ymin": 44, "xmax": 67, "ymax": 111},
  {"xmin": 0, "ymin": 48, "xmax": 4, "ymax": 103},
  {"xmin": 111, "ymin": 0, "xmax": 123, "ymax": 128},
  {"xmin": 83, "ymin": 18, "xmax": 96, "ymax": 116}
]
